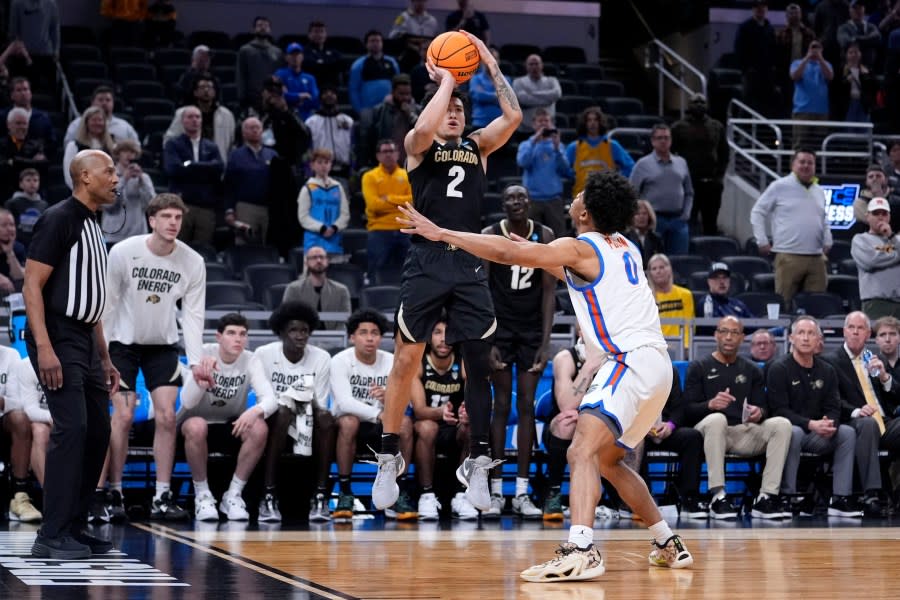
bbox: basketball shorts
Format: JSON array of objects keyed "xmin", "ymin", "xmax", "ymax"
[
  {"xmin": 579, "ymin": 344, "xmax": 672, "ymax": 450},
  {"xmin": 435, "ymin": 422, "xmax": 463, "ymax": 455},
  {"xmin": 493, "ymin": 325, "xmax": 543, "ymax": 370},
  {"xmin": 109, "ymin": 342, "xmax": 183, "ymax": 392},
  {"xmin": 356, "ymin": 420, "xmax": 384, "ymax": 449},
  {"xmin": 177, "ymin": 419, "xmax": 243, "ymax": 457},
  {"xmin": 395, "ymin": 243, "xmax": 496, "ymax": 345}
]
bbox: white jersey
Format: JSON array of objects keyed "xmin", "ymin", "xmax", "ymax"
[
  {"xmin": 330, "ymin": 348, "xmax": 393, "ymax": 423},
  {"xmin": 103, "ymin": 234, "xmax": 206, "ymax": 365},
  {"xmin": 565, "ymin": 231, "xmax": 666, "ymax": 356},
  {"xmin": 14, "ymin": 357, "xmax": 50, "ymax": 424},
  {"xmin": 254, "ymin": 341, "xmax": 332, "ymax": 411},
  {"xmin": 178, "ymin": 343, "xmax": 277, "ymax": 424},
  {"xmin": 0, "ymin": 346, "xmax": 21, "ymax": 417}
]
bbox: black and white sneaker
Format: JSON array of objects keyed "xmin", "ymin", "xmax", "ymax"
[
  {"xmin": 791, "ymin": 495, "xmax": 815, "ymax": 517},
  {"xmin": 827, "ymin": 495, "xmax": 863, "ymax": 518},
  {"xmin": 150, "ymin": 491, "xmax": 190, "ymax": 521},
  {"xmin": 750, "ymin": 494, "xmax": 783, "ymax": 519},
  {"xmin": 106, "ymin": 490, "xmax": 128, "ymax": 522},
  {"xmin": 708, "ymin": 495, "xmax": 739, "ymax": 520},
  {"xmin": 680, "ymin": 497, "xmax": 709, "ymax": 519},
  {"xmin": 88, "ymin": 490, "xmax": 110, "ymax": 523}
]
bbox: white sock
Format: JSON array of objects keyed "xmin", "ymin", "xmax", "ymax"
[
  {"xmin": 490, "ymin": 478, "xmax": 503, "ymax": 496},
  {"xmin": 193, "ymin": 480, "xmax": 210, "ymax": 496},
  {"xmin": 515, "ymin": 477, "xmax": 529, "ymax": 497},
  {"xmin": 227, "ymin": 475, "xmax": 246, "ymax": 496},
  {"xmin": 154, "ymin": 481, "xmax": 170, "ymax": 500},
  {"xmin": 568, "ymin": 525, "xmax": 594, "ymax": 549},
  {"xmin": 648, "ymin": 520, "xmax": 674, "ymax": 546},
  {"xmin": 711, "ymin": 488, "xmax": 726, "ymax": 501},
  {"xmin": 109, "ymin": 481, "xmax": 123, "ymax": 494}
]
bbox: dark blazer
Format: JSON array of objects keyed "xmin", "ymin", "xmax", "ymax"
[
  {"xmin": 163, "ymin": 134, "xmax": 223, "ymax": 209},
  {"xmin": 625, "ymin": 228, "xmax": 664, "ymax": 270},
  {"xmin": 822, "ymin": 348, "xmax": 900, "ymax": 423}
]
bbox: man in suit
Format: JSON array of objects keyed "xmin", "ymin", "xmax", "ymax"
[
  {"xmin": 281, "ymin": 246, "xmax": 351, "ymax": 330},
  {"xmin": 823, "ymin": 311, "xmax": 900, "ymax": 517},
  {"xmin": 162, "ymin": 106, "xmax": 224, "ymax": 245}
]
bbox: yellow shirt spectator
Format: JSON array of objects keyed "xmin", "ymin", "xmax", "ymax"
[
  {"xmin": 362, "ymin": 163, "xmax": 412, "ymax": 231},
  {"xmin": 647, "ymin": 253, "xmax": 694, "ymax": 347}
]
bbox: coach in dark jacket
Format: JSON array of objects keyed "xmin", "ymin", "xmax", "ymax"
[{"xmin": 163, "ymin": 106, "xmax": 224, "ymax": 244}]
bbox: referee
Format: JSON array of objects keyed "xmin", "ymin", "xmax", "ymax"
[{"xmin": 23, "ymin": 150, "xmax": 121, "ymax": 559}]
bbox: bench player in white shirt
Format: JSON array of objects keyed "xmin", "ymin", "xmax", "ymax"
[
  {"xmin": 13, "ymin": 356, "xmax": 51, "ymax": 488},
  {"xmin": 178, "ymin": 313, "xmax": 277, "ymax": 521},
  {"xmin": 398, "ymin": 170, "xmax": 693, "ymax": 581},
  {"xmin": 330, "ymin": 309, "xmax": 415, "ymax": 520},
  {"xmin": 254, "ymin": 300, "xmax": 333, "ymax": 522},
  {"xmin": 0, "ymin": 347, "xmax": 42, "ymax": 522},
  {"xmin": 102, "ymin": 193, "xmax": 215, "ymax": 521}
]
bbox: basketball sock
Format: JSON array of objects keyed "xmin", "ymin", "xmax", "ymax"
[
  {"xmin": 545, "ymin": 431, "xmax": 570, "ymax": 488},
  {"xmin": 648, "ymin": 520, "xmax": 675, "ymax": 546},
  {"xmin": 339, "ymin": 476, "xmax": 352, "ymax": 495},
  {"xmin": 470, "ymin": 439, "xmax": 490, "ymax": 458},
  {"xmin": 265, "ymin": 485, "xmax": 277, "ymax": 496},
  {"xmin": 380, "ymin": 433, "xmax": 400, "ymax": 456},
  {"xmin": 568, "ymin": 525, "xmax": 594, "ymax": 549},
  {"xmin": 515, "ymin": 477, "xmax": 529, "ymax": 497},
  {"xmin": 490, "ymin": 478, "xmax": 503, "ymax": 497},
  {"xmin": 549, "ymin": 484, "xmax": 562, "ymax": 495},
  {"xmin": 193, "ymin": 480, "xmax": 210, "ymax": 496},
  {"xmin": 154, "ymin": 481, "xmax": 170, "ymax": 500},
  {"xmin": 317, "ymin": 484, "xmax": 330, "ymax": 496},
  {"xmin": 12, "ymin": 477, "xmax": 29, "ymax": 494},
  {"xmin": 109, "ymin": 481, "xmax": 123, "ymax": 494},
  {"xmin": 228, "ymin": 475, "xmax": 246, "ymax": 496},
  {"xmin": 421, "ymin": 485, "xmax": 433, "ymax": 494}
]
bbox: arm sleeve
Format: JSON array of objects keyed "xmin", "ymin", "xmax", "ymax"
[
  {"xmin": 248, "ymin": 354, "xmax": 278, "ymax": 418},
  {"xmin": 749, "ymin": 365, "xmax": 768, "ymax": 414},
  {"xmin": 62, "ymin": 142, "xmax": 76, "ymax": 189},
  {"xmin": 63, "ymin": 118, "xmax": 78, "ymax": 146},
  {"xmin": 349, "ymin": 59, "xmax": 363, "ymax": 113},
  {"xmin": 750, "ymin": 185, "xmax": 775, "ymax": 246},
  {"xmin": 661, "ymin": 366, "xmax": 685, "ymax": 425},
  {"xmin": 681, "ymin": 166, "xmax": 694, "ymax": 220},
  {"xmin": 628, "ymin": 157, "xmax": 646, "ymax": 192},
  {"xmin": 297, "ymin": 185, "xmax": 323, "ymax": 231},
  {"xmin": 313, "ymin": 354, "xmax": 331, "ymax": 411},
  {"xmin": 516, "ymin": 140, "xmax": 535, "ymax": 168},
  {"xmin": 823, "ymin": 365, "xmax": 842, "ymax": 422},
  {"xmin": 163, "ymin": 139, "xmax": 188, "ymax": 177},
  {"xmin": 179, "ymin": 259, "xmax": 207, "ymax": 366},
  {"xmin": 100, "ymin": 247, "xmax": 124, "ymax": 328},
  {"xmin": 682, "ymin": 361, "xmax": 712, "ymax": 426},
  {"xmin": 611, "ymin": 140, "xmax": 634, "ymax": 177},
  {"xmin": 179, "ymin": 372, "xmax": 207, "ymax": 410},
  {"xmin": 330, "ymin": 355, "xmax": 382, "ymax": 422},
  {"xmin": 334, "ymin": 183, "xmax": 350, "ymax": 230},
  {"xmin": 767, "ymin": 361, "xmax": 808, "ymax": 429},
  {"xmin": 555, "ymin": 148, "xmax": 570, "ymax": 176},
  {"xmin": 852, "ymin": 234, "xmax": 900, "ymax": 271},
  {"xmin": 822, "ymin": 201, "xmax": 833, "ymax": 248}
]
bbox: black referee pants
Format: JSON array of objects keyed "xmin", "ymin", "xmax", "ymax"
[{"xmin": 26, "ymin": 317, "xmax": 110, "ymax": 539}]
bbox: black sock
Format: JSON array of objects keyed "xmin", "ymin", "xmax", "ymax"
[
  {"xmin": 381, "ymin": 433, "xmax": 400, "ymax": 455},
  {"xmin": 549, "ymin": 484, "xmax": 561, "ymax": 496},
  {"xmin": 12, "ymin": 477, "xmax": 29, "ymax": 494},
  {"xmin": 317, "ymin": 484, "xmax": 330, "ymax": 496},
  {"xmin": 265, "ymin": 485, "xmax": 277, "ymax": 496},
  {"xmin": 422, "ymin": 485, "xmax": 433, "ymax": 494},
  {"xmin": 545, "ymin": 432, "xmax": 571, "ymax": 489},
  {"xmin": 339, "ymin": 476, "xmax": 352, "ymax": 495},
  {"xmin": 470, "ymin": 440, "xmax": 490, "ymax": 458}
]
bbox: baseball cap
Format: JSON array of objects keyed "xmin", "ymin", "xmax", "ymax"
[
  {"xmin": 867, "ymin": 197, "xmax": 891, "ymax": 213},
  {"xmin": 286, "ymin": 42, "xmax": 304, "ymax": 54},
  {"xmin": 709, "ymin": 262, "xmax": 730, "ymax": 276}
]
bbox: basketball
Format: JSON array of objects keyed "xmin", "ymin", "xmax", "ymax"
[{"xmin": 428, "ymin": 31, "xmax": 480, "ymax": 84}]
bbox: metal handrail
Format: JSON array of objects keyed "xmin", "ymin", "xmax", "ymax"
[
  {"xmin": 646, "ymin": 39, "xmax": 707, "ymax": 119},
  {"xmin": 726, "ymin": 99, "xmax": 784, "ymax": 173},
  {"xmin": 56, "ymin": 59, "xmax": 79, "ymax": 121}
]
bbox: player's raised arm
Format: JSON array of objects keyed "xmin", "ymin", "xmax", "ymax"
[
  {"xmin": 404, "ymin": 60, "xmax": 456, "ymax": 160},
  {"xmin": 464, "ymin": 31, "xmax": 522, "ymax": 157}
]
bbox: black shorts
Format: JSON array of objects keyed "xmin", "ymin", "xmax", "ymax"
[
  {"xmin": 177, "ymin": 419, "xmax": 243, "ymax": 457},
  {"xmin": 109, "ymin": 342, "xmax": 183, "ymax": 392},
  {"xmin": 435, "ymin": 422, "xmax": 463, "ymax": 455},
  {"xmin": 493, "ymin": 325, "xmax": 543, "ymax": 370},
  {"xmin": 395, "ymin": 243, "xmax": 496, "ymax": 345},
  {"xmin": 357, "ymin": 421, "xmax": 384, "ymax": 449}
]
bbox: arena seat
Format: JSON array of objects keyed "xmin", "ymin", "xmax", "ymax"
[
  {"xmin": 689, "ymin": 236, "xmax": 741, "ymax": 260},
  {"xmin": 244, "ymin": 264, "xmax": 298, "ymax": 304}
]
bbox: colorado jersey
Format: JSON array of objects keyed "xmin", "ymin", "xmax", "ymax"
[
  {"xmin": 566, "ymin": 231, "xmax": 665, "ymax": 355},
  {"xmin": 488, "ymin": 219, "xmax": 546, "ymax": 327},
  {"xmin": 14, "ymin": 357, "xmax": 50, "ymax": 424},
  {"xmin": 103, "ymin": 234, "xmax": 206, "ymax": 365},
  {"xmin": 254, "ymin": 341, "xmax": 332, "ymax": 412},
  {"xmin": 421, "ymin": 353, "xmax": 464, "ymax": 413},
  {"xmin": 330, "ymin": 347, "xmax": 393, "ymax": 423},
  {"xmin": 408, "ymin": 137, "xmax": 486, "ymax": 237},
  {"xmin": 0, "ymin": 345, "xmax": 21, "ymax": 417}
]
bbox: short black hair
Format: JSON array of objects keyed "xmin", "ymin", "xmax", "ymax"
[
  {"xmin": 792, "ymin": 148, "xmax": 817, "ymax": 161},
  {"xmin": 582, "ymin": 171, "xmax": 637, "ymax": 235},
  {"xmin": 392, "ymin": 73, "xmax": 412, "ymax": 89},
  {"xmin": 217, "ymin": 312, "xmax": 248, "ymax": 333},
  {"xmin": 269, "ymin": 300, "xmax": 319, "ymax": 335},
  {"xmin": 92, "ymin": 85, "xmax": 115, "ymax": 99},
  {"xmin": 193, "ymin": 72, "xmax": 216, "ymax": 93},
  {"xmin": 346, "ymin": 308, "xmax": 389, "ymax": 336},
  {"xmin": 253, "ymin": 16, "xmax": 270, "ymax": 26},
  {"xmin": 364, "ymin": 30, "xmax": 383, "ymax": 44},
  {"xmin": 308, "ymin": 21, "xmax": 325, "ymax": 30},
  {"xmin": 421, "ymin": 88, "xmax": 470, "ymax": 117}
]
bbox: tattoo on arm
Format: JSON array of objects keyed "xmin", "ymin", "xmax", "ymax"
[
  {"xmin": 571, "ymin": 375, "xmax": 590, "ymax": 397},
  {"xmin": 493, "ymin": 71, "xmax": 520, "ymax": 111}
]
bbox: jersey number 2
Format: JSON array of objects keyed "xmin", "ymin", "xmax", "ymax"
[
  {"xmin": 622, "ymin": 252, "xmax": 640, "ymax": 285},
  {"xmin": 446, "ymin": 165, "xmax": 465, "ymax": 198}
]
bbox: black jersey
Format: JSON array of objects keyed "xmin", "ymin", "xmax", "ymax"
[
  {"xmin": 488, "ymin": 219, "xmax": 545, "ymax": 327},
  {"xmin": 408, "ymin": 137, "xmax": 486, "ymax": 238},
  {"xmin": 421, "ymin": 352, "xmax": 464, "ymax": 414}
]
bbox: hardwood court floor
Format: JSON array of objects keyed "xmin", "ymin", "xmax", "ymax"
[{"xmin": 3, "ymin": 517, "xmax": 900, "ymax": 599}]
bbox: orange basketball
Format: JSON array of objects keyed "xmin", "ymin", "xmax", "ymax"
[{"xmin": 428, "ymin": 31, "xmax": 480, "ymax": 84}]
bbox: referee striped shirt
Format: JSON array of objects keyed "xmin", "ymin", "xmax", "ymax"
[{"xmin": 27, "ymin": 196, "xmax": 108, "ymax": 324}]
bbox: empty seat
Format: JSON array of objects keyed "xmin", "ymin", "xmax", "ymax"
[
  {"xmin": 204, "ymin": 262, "xmax": 231, "ymax": 281},
  {"xmin": 115, "ymin": 63, "xmax": 157, "ymax": 83},
  {"xmin": 838, "ymin": 258, "xmax": 858, "ymax": 276},
  {"xmin": 327, "ymin": 262, "xmax": 365, "ymax": 301},
  {"xmin": 556, "ymin": 288, "xmax": 574, "ymax": 315},
  {"xmin": 373, "ymin": 267, "xmax": 402, "ymax": 286},
  {"xmin": 66, "ymin": 61, "xmax": 109, "ymax": 81},
  {"xmin": 61, "ymin": 44, "xmax": 103, "ymax": 63},
  {"xmin": 563, "ymin": 64, "xmax": 606, "ymax": 80},
  {"xmin": 206, "ymin": 281, "xmax": 253, "ymax": 308},
  {"xmin": 327, "ymin": 35, "xmax": 366, "ymax": 55},
  {"xmin": 828, "ymin": 239, "xmax": 853, "ymax": 265},
  {"xmin": 359, "ymin": 285, "xmax": 401, "ymax": 313},
  {"xmin": 109, "ymin": 47, "xmax": 149, "ymax": 65},
  {"xmin": 558, "ymin": 78, "xmax": 579, "ymax": 96},
  {"xmin": 752, "ymin": 273, "xmax": 776, "ymax": 292},
  {"xmin": 616, "ymin": 114, "xmax": 666, "ymax": 129},
  {"xmin": 500, "ymin": 43, "xmax": 541, "ymax": 62},
  {"xmin": 223, "ymin": 244, "xmax": 281, "ymax": 274},
  {"xmin": 61, "ymin": 25, "xmax": 98, "ymax": 46},
  {"xmin": 721, "ymin": 256, "xmax": 773, "ymax": 279},
  {"xmin": 601, "ymin": 96, "xmax": 645, "ymax": 116},
  {"xmin": 154, "ymin": 48, "xmax": 191, "ymax": 67},
  {"xmin": 793, "ymin": 292, "xmax": 845, "ymax": 318},
  {"xmin": 340, "ymin": 228, "xmax": 369, "ymax": 255},
  {"xmin": 132, "ymin": 98, "xmax": 175, "ymax": 120},
  {"xmin": 74, "ymin": 78, "xmax": 114, "ymax": 104},
  {"xmin": 244, "ymin": 264, "xmax": 297, "ymax": 303},
  {"xmin": 689, "ymin": 236, "xmax": 741, "ymax": 260},
  {"xmin": 580, "ymin": 79, "xmax": 625, "ymax": 99},
  {"xmin": 142, "ymin": 114, "xmax": 174, "ymax": 136},
  {"xmin": 264, "ymin": 283, "xmax": 289, "ymax": 309},
  {"xmin": 735, "ymin": 292, "xmax": 785, "ymax": 318},
  {"xmin": 556, "ymin": 96, "xmax": 595, "ymax": 116},
  {"xmin": 124, "ymin": 80, "xmax": 166, "ymax": 101},
  {"xmin": 543, "ymin": 45, "xmax": 587, "ymax": 65},
  {"xmin": 188, "ymin": 30, "xmax": 232, "ymax": 50},
  {"xmin": 668, "ymin": 254, "xmax": 711, "ymax": 280},
  {"xmin": 826, "ymin": 275, "xmax": 861, "ymax": 312}
]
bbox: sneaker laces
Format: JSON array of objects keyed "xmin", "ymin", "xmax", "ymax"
[{"xmin": 363, "ymin": 446, "xmax": 406, "ymax": 470}]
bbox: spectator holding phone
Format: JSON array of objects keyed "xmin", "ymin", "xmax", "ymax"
[{"xmin": 515, "ymin": 108, "xmax": 569, "ymax": 237}]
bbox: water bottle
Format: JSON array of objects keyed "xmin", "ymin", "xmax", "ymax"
[
  {"xmin": 703, "ymin": 295, "xmax": 714, "ymax": 318},
  {"xmin": 862, "ymin": 349, "xmax": 881, "ymax": 378}
]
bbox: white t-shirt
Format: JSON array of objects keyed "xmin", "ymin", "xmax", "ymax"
[
  {"xmin": 0, "ymin": 346, "xmax": 21, "ymax": 417},
  {"xmin": 103, "ymin": 234, "xmax": 206, "ymax": 365},
  {"xmin": 254, "ymin": 341, "xmax": 332, "ymax": 411},
  {"xmin": 178, "ymin": 343, "xmax": 277, "ymax": 424},
  {"xmin": 330, "ymin": 347, "xmax": 393, "ymax": 423},
  {"xmin": 14, "ymin": 357, "xmax": 50, "ymax": 424}
]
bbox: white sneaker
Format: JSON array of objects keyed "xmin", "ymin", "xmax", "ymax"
[
  {"xmin": 520, "ymin": 543, "xmax": 605, "ymax": 582},
  {"xmin": 451, "ymin": 492, "xmax": 479, "ymax": 520},
  {"xmin": 481, "ymin": 494, "xmax": 505, "ymax": 519},
  {"xmin": 418, "ymin": 492, "xmax": 441, "ymax": 521},
  {"xmin": 370, "ymin": 452, "xmax": 404, "ymax": 510},
  {"xmin": 194, "ymin": 491, "xmax": 219, "ymax": 521},
  {"xmin": 456, "ymin": 455, "xmax": 503, "ymax": 511},
  {"xmin": 219, "ymin": 490, "xmax": 249, "ymax": 521},
  {"xmin": 512, "ymin": 494, "xmax": 543, "ymax": 519}
]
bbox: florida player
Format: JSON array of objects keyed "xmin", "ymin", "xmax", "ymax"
[
  {"xmin": 398, "ymin": 170, "xmax": 693, "ymax": 581},
  {"xmin": 371, "ymin": 30, "xmax": 522, "ymax": 512}
]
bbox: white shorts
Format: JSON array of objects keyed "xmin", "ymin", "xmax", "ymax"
[{"xmin": 579, "ymin": 344, "xmax": 673, "ymax": 450}]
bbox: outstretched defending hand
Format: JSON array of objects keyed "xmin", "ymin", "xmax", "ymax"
[{"xmin": 397, "ymin": 203, "xmax": 444, "ymax": 241}]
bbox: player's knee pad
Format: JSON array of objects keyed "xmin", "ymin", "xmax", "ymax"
[{"xmin": 460, "ymin": 340, "xmax": 493, "ymax": 382}]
